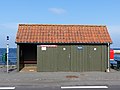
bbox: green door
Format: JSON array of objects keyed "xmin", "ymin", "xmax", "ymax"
[
  {"xmin": 57, "ymin": 46, "xmax": 71, "ymax": 71},
  {"xmin": 88, "ymin": 45, "xmax": 102, "ymax": 71},
  {"xmin": 37, "ymin": 46, "xmax": 58, "ymax": 72}
]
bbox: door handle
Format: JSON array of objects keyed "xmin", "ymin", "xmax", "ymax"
[{"xmin": 69, "ymin": 54, "xmax": 71, "ymax": 59}]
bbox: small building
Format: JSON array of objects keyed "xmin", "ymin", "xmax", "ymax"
[{"xmin": 15, "ymin": 24, "xmax": 112, "ymax": 72}]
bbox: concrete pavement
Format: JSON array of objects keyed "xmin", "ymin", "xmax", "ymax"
[
  {"xmin": 1, "ymin": 66, "xmax": 120, "ymax": 89},
  {"xmin": 0, "ymin": 69, "xmax": 120, "ymax": 87},
  {"xmin": 11, "ymin": 85, "xmax": 120, "ymax": 90}
]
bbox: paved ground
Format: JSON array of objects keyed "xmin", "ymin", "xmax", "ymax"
[
  {"xmin": 0, "ymin": 65, "xmax": 17, "ymax": 72},
  {"xmin": 20, "ymin": 66, "xmax": 37, "ymax": 72},
  {"xmin": 0, "ymin": 65, "xmax": 120, "ymax": 87},
  {"xmin": 7, "ymin": 85, "xmax": 120, "ymax": 90}
]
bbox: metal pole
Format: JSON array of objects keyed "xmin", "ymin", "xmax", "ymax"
[
  {"xmin": 107, "ymin": 43, "xmax": 110, "ymax": 72},
  {"xmin": 7, "ymin": 36, "xmax": 9, "ymax": 73}
]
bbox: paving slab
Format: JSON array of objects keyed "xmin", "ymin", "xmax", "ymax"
[{"xmin": 0, "ymin": 67, "xmax": 120, "ymax": 86}]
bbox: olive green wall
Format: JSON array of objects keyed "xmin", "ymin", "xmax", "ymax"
[
  {"xmin": 37, "ymin": 44, "xmax": 108, "ymax": 72},
  {"xmin": 37, "ymin": 45, "xmax": 58, "ymax": 72},
  {"xmin": 17, "ymin": 45, "xmax": 20, "ymax": 71},
  {"xmin": 70, "ymin": 45, "xmax": 107, "ymax": 72}
]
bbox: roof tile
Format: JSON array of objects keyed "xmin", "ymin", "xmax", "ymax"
[{"xmin": 16, "ymin": 24, "xmax": 112, "ymax": 44}]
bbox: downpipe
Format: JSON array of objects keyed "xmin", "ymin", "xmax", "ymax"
[{"xmin": 106, "ymin": 43, "xmax": 110, "ymax": 72}]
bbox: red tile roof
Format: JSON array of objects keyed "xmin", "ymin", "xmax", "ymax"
[{"xmin": 15, "ymin": 24, "xmax": 112, "ymax": 44}]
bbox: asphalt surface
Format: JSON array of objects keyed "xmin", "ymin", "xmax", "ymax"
[
  {"xmin": 0, "ymin": 66, "xmax": 120, "ymax": 89},
  {"xmin": 0, "ymin": 85, "xmax": 120, "ymax": 90}
]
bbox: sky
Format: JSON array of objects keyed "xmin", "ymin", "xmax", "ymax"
[{"xmin": 0, "ymin": 0, "xmax": 120, "ymax": 48}]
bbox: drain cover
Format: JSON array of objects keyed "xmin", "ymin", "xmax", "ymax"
[{"xmin": 66, "ymin": 75, "xmax": 79, "ymax": 78}]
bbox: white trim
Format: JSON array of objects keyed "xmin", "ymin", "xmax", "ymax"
[
  {"xmin": 110, "ymin": 59, "xmax": 114, "ymax": 61},
  {"xmin": 61, "ymin": 86, "xmax": 108, "ymax": 89},
  {"xmin": 0, "ymin": 87, "xmax": 15, "ymax": 89}
]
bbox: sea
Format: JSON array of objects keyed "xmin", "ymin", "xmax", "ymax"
[
  {"xmin": 0, "ymin": 48, "xmax": 17, "ymax": 65},
  {"xmin": 0, "ymin": 48, "xmax": 120, "ymax": 65}
]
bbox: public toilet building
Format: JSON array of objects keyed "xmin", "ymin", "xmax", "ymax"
[{"xmin": 15, "ymin": 24, "xmax": 112, "ymax": 72}]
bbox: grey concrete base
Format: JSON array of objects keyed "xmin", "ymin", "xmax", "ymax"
[{"xmin": 0, "ymin": 70, "xmax": 120, "ymax": 87}]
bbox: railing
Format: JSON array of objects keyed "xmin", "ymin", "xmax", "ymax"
[
  {"xmin": 9, "ymin": 57, "xmax": 17, "ymax": 65},
  {"xmin": 0, "ymin": 56, "xmax": 17, "ymax": 65}
]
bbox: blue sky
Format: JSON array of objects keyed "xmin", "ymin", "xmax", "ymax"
[{"xmin": 0, "ymin": 0, "xmax": 120, "ymax": 48}]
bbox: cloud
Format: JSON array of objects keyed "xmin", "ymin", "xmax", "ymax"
[{"xmin": 49, "ymin": 8, "xmax": 66, "ymax": 14}]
